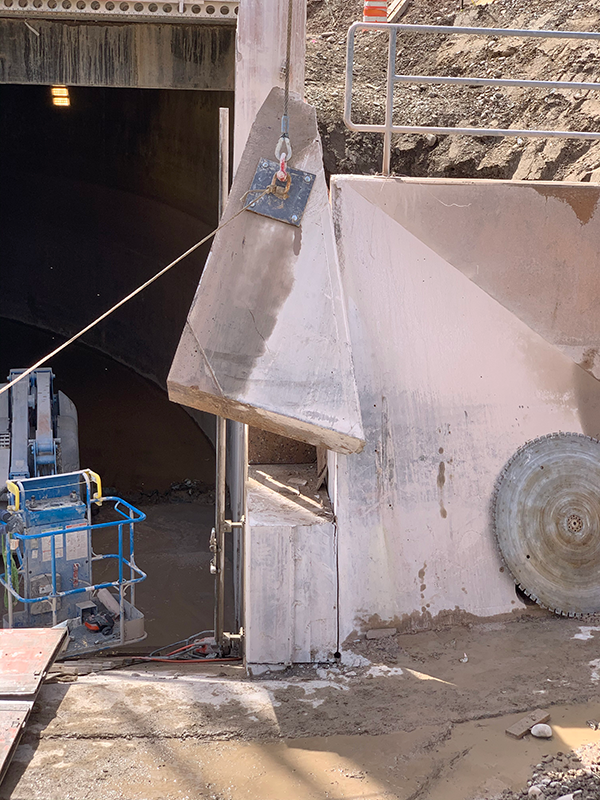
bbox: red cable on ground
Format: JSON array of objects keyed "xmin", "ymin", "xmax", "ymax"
[{"xmin": 135, "ymin": 656, "xmax": 241, "ymax": 663}]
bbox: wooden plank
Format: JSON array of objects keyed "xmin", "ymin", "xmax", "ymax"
[
  {"xmin": 388, "ymin": 0, "xmax": 411, "ymax": 22},
  {"xmin": 316, "ymin": 446, "xmax": 328, "ymax": 490},
  {"xmin": 505, "ymin": 710, "xmax": 550, "ymax": 739}
]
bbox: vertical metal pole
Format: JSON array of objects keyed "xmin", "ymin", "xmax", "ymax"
[
  {"xmin": 119, "ymin": 523, "xmax": 125, "ymax": 646},
  {"xmin": 230, "ymin": 422, "xmax": 247, "ymax": 633},
  {"xmin": 218, "ymin": 107, "xmax": 230, "ymax": 220},
  {"xmin": 214, "ymin": 416, "xmax": 227, "ymax": 651},
  {"xmin": 129, "ymin": 508, "xmax": 135, "ymax": 610},
  {"xmin": 6, "ymin": 534, "xmax": 13, "ymax": 629},
  {"xmin": 383, "ymin": 27, "xmax": 396, "ymax": 176},
  {"xmin": 51, "ymin": 535, "xmax": 57, "ymax": 627},
  {"xmin": 214, "ymin": 106, "xmax": 230, "ymax": 652}
]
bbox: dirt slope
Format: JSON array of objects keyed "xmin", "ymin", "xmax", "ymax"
[{"xmin": 306, "ymin": 0, "xmax": 600, "ymax": 181}]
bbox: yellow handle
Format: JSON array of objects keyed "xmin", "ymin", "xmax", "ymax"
[
  {"xmin": 5, "ymin": 480, "xmax": 20, "ymax": 511},
  {"xmin": 84, "ymin": 469, "xmax": 103, "ymax": 506}
]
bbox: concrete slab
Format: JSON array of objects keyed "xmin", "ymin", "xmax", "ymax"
[
  {"xmin": 329, "ymin": 175, "xmax": 600, "ymax": 642},
  {"xmin": 348, "ymin": 177, "xmax": 600, "ymax": 380},
  {"xmin": 168, "ymin": 88, "xmax": 364, "ymax": 455},
  {"xmin": 245, "ymin": 465, "xmax": 336, "ymax": 665}
]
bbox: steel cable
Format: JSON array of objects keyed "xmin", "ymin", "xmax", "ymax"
[{"xmin": 0, "ymin": 187, "xmax": 270, "ymax": 399}]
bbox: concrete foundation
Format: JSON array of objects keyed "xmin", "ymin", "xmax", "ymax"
[
  {"xmin": 244, "ymin": 465, "xmax": 336, "ymax": 667},
  {"xmin": 239, "ymin": 175, "xmax": 600, "ymax": 665}
]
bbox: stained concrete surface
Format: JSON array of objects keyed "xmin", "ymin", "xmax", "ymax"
[
  {"xmin": 0, "ymin": 18, "xmax": 235, "ymax": 90},
  {"xmin": 168, "ymin": 87, "xmax": 364, "ymax": 455},
  {"xmin": 330, "ymin": 175, "xmax": 600, "ymax": 643},
  {"xmin": 4, "ymin": 615, "xmax": 600, "ymax": 798}
]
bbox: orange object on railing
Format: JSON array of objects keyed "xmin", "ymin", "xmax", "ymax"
[{"xmin": 363, "ymin": 0, "xmax": 387, "ymax": 22}]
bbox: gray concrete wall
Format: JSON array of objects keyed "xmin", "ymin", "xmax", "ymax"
[
  {"xmin": 330, "ymin": 175, "xmax": 600, "ymax": 646},
  {"xmin": 0, "ymin": 19, "xmax": 234, "ymax": 89}
]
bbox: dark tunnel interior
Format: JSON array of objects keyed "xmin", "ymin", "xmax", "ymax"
[
  {"xmin": 0, "ymin": 84, "xmax": 237, "ymax": 646},
  {"xmin": 0, "ymin": 83, "xmax": 235, "ymax": 492}
]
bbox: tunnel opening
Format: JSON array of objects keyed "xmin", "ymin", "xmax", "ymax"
[{"xmin": 0, "ymin": 83, "xmax": 235, "ymax": 650}]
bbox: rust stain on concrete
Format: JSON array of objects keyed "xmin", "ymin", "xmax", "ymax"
[
  {"xmin": 532, "ymin": 184, "xmax": 600, "ymax": 226},
  {"xmin": 579, "ymin": 347, "xmax": 598, "ymax": 372},
  {"xmin": 437, "ymin": 461, "xmax": 447, "ymax": 519}
]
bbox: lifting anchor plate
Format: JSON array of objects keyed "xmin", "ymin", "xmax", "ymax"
[{"xmin": 246, "ymin": 159, "xmax": 316, "ymax": 227}]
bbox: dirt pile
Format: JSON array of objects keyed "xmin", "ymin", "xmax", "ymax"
[{"xmin": 306, "ymin": 0, "xmax": 600, "ymax": 181}]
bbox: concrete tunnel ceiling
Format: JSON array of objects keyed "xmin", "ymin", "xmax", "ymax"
[{"xmin": 0, "ymin": 83, "xmax": 233, "ymax": 490}]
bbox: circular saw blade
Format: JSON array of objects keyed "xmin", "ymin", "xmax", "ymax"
[{"xmin": 493, "ymin": 432, "xmax": 600, "ymax": 616}]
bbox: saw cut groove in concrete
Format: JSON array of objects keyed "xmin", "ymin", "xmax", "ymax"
[{"xmin": 168, "ymin": 87, "xmax": 364, "ymax": 455}]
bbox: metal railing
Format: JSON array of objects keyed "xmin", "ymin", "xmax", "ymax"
[
  {"xmin": 345, "ymin": 22, "xmax": 600, "ymax": 175},
  {"xmin": 1, "ymin": 496, "xmax": 147, "ymax": 645}
]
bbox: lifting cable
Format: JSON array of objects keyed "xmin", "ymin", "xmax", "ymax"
[
  {"xmin": 274, "ymin": 0, "xmax": 294, "ymax": 182},
  {"xmin": 0, "ymin": 186, "xmax": 270, "ymax": 400}
]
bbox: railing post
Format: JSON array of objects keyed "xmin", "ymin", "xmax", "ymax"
[
  {"xmin": 383, "ymin": 26, "xmax": 396, "ymax": 176},
  {"xmin": 346, "ymin": 22, "xmax": 600, "ymax": 152}
]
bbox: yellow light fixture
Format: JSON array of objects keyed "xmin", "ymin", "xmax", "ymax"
[{"xmin": 51, "ymin": 86, "xmax": 70, "ymax": 106}]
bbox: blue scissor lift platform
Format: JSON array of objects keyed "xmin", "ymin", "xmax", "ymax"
[{"xmin": 0, "ymin": 369, "xmax": 147, "ymax": 658}]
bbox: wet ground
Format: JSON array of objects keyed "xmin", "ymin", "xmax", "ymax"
[
  {"xmin": 4, "ymin": 615, "xmax": 600, "ymax": 799},
  {"xmin": 0, "ymin": 318, "xmax": 232, "ymax": 652}
]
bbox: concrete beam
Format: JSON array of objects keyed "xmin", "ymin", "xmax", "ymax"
[
  {"xmin": 0, "ymin": 19, "xmax": 235, "ymax": 89},
  {"xmin": 168, "ymin": 87, "xmax": 365, "ymax": 455}
]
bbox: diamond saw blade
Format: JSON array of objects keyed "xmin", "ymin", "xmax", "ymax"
[{"xmin": 493, "ymin": 432, "xmax": 600, "ymax": 616}]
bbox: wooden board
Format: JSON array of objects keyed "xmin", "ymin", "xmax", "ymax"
[{"xmin": 505, "ymin": 710, "xmax": 550, "ymax": 739}]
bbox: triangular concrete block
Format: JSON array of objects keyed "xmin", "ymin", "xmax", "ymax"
[
  {"xmin": 346, "ymin": 176, "xmax": 600, "ymax": 381},
  {"xmin": 168, "ymin": 87, "xmax": 364, "ymax": 455}
]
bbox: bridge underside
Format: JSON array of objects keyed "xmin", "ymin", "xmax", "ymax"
[{"xmin": 0, "ymin": 17, "xmax": 235, "ymax": 89}]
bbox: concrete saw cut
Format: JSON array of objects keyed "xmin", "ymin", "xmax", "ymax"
[{"xmin": 493, "ymin": 432, "xmax": 600, "ymax": 616}]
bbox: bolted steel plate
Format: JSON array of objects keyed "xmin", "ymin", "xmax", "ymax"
[
  {"xmin": 0, "ymin": 701, "xmax": 33, "ymax": 785},
  {"xmin": 0, "ymin": 628, "xmax": 67, "ymax": 695},
  {"xmin": 246, "ymin": 159, "xmax": 316, "ymax": 227},
  {"xmin": 493, "ymin": 432, "xmax": 600, "ymax": 616}
]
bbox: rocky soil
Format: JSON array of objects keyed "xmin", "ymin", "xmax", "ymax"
[
  {"xmin": 306, "ymin": 0, "xmax": 600, "ymax": 181},
  {"xmin": 504, "ymin": 742, "xmax": 600, "ymax": 800}
]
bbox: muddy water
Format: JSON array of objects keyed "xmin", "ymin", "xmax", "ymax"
[{"xmin": 0, "ymin": 318, "xmax": 232, "ymax": 650}]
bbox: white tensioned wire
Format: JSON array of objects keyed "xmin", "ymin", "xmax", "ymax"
[{"xmin": 0, "ymin": 187, "xmax": 270, "ymax": 398}]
